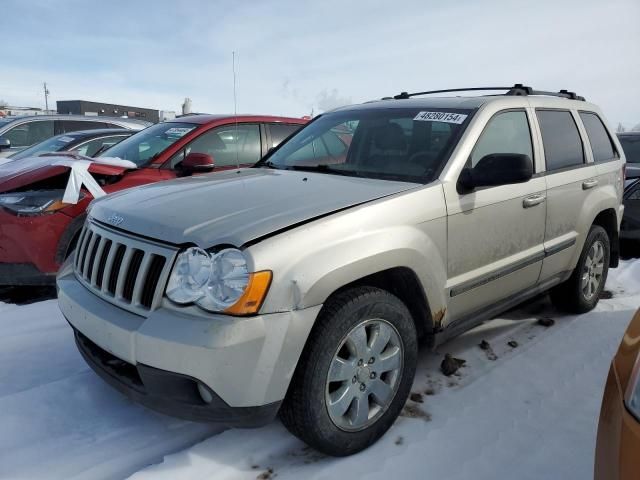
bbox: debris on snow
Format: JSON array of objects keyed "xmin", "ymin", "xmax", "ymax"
[
  {"xmin": 256, "ymin": 467, "xmax": 274, "ymax": 480},
  {"xmin": 440, "ymin": 353, "xmax": 466, "ymax": 376},
  {"xmin": 599, "ymin": 289, "xmax": 614, "ymax": 299},
  {"xmin": 410, "ymin": 392, "xmax": 424, "ymax": 403},
  {"xmin": 537, "ymin": 317, "xmax": 556, "ymax": 327},
  {"xmin": 508, "ymin": 340, "xmax": 519, "ymax": 348},
  {"xmin": 400, "ymin": 404, "xmax": 432, "ymax": 421},
  {"xmin": 395, "ymin": 436, "xmax": 404, "ymax": 446}
]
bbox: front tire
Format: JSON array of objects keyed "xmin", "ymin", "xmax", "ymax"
[
  {"xmin": 280, "ymin": 287, "xmax": 417, "ymax": 456},
  {"xmin": 551, "ymin": 225, "xmax": 610, "ymax": 313}
]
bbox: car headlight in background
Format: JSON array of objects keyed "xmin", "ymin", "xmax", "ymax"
[
  {"xmin": 625, "ymin": 354, "xmax": 640, "ymax": 421},
  {"xmin": 0, "ymin": 190, "xmax": 76, "ymax": 215},
  {"xmin": 166, "ymin": 247, "xmax": 272, "ymax": 315}
]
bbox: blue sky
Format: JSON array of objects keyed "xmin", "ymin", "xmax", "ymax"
[{"xmin": 2, "ymin": 0, "xmax": 639, "ymax": 126}]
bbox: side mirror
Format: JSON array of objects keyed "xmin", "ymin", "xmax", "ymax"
[
  {"xmin": 179, "ymin": 152, "xmax": 215, "ymax": 175},
  {"xmin": 458, "ymin": 153, "xmax": 533, "ymax": 193},
  {"xmin": 0, "ymin": 137, "xmax": 10, "ymax": 151}
]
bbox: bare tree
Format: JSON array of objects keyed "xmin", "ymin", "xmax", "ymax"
[
  {"xmin": 616, "ymin": 123, "xmax": 626, "ymax": 133},
  {"xmin": 0, "ymin": 99, "xmax": 7, "ymax": 108}
]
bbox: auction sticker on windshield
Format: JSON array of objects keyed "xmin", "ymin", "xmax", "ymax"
[{"xmin": 414, "ymin": 111, "xmax": 468, "ymax": 124}]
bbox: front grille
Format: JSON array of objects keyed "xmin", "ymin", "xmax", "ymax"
[{"xmin": 74, "ymin": 220, "xmax": 176, "ymax": 316}]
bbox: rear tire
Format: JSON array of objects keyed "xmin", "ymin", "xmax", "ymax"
[
  {"xmin": 550, "ymin": 225, "xmax": 610, "ymax": 314},
  {"xmin": 280, "ymin": 286, "xmax": 417, "ymax": 456}
]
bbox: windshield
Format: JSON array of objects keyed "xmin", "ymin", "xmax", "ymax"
[
  {"xmin": 258, "ymin": 107, "xmax": 473, "ymax": 183},
  {"xmin": 98, "ymin": 122, "xmax": 197, "ymax": 167},
  {"xmin": 619, "ymin": 135, "xmax": 640, "ymax": 163},
  {"xmin": 9, "ymin": 134, "xmax": 80, "ymax": 160}
]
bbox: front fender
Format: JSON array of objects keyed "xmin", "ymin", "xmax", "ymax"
[{"xmin": 247, "ymin": 185, "xmax": 449, "ymax": 322}]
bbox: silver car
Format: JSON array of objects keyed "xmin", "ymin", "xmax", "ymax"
[
  {"xmin": 0, "ymin": 114, "xmax": 150, "ymax": 158},
  {"xmin": 57, "ymin": 85, "xmax": 625, "ymax": 456}
]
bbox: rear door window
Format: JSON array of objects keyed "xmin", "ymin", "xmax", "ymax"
[
  {"xmin": 269, "ymin": 123, "xmax": 302, "ymax": 148},
  {"xmin": 57, "ymin": 120, "xmax": 104, "ymax": 134},
  {"xmin": 3, "ymin": 120, "xmax": 55, "ymax": 147},
  {"xmin": 536, "ymin": 110, "xmax": 585, "ymax": 171},
  {"xmin": 579, "ymin": 112, "xmax": 617, "ymax": 162}
]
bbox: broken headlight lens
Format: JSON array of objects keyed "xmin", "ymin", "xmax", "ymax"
[
  {"xmin": 166, "ymin": 247, "xmax": 270, "ymax": 315},
  {"xmin": 0, "ymin": 190, "xmax": 71, "ymax": 215}
]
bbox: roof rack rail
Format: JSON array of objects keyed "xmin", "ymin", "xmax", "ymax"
[{"xmin": 388, "ymin": 84, "xmax": 585, "ymax": 101}]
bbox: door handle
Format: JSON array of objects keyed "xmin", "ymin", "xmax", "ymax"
[
  {"xmin": 523, "ymin": 194, "xmax": 546, "ymax": 208},
  {"xmin": 582, "ymin": 179, "xmax": 599, "ymax": 190}
]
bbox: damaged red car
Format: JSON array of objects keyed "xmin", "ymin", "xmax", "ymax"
[{"xmin": 0, "ymin": 114, "xmax": 306, "ymax": 285}]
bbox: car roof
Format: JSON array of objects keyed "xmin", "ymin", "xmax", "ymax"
[
  {"xmin": 171, "ymin": 114, "xmax": 308, "ymax": 125},
  {"xmin": 0, "ymin": 114, "xmax": 151, "ymax": 128},
  {"xmin": 331, "ymin": 93, "xmax": 602, "ymax": 114},
  {"xmin": 618, "ymin": 131, "xmax": 640, "ymax": 137}
]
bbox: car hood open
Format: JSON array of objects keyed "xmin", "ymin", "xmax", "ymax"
[
  {"xmin": 0, "ymin": 155, "xmax": 131, "ymax": 193},
  {"xmin": 90, "ymin": 168, "xmax": 420, "ymax": 247}
]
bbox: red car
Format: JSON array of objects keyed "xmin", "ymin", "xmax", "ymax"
[{"xmin": 0, "ymin": 114, "xmax": 306, "ymax": 286}]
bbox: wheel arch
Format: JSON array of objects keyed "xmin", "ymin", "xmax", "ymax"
[
  {"xmin": 55, "ymin": 213, "xmax": 87, "ymax": 265},
  {"xmin": 592, "ymin": 208, "xmax": 619, "ymax": 268}
]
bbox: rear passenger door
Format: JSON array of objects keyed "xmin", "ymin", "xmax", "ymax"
[{"xmin": 537, "ymin": 109, "xmax": 599, "ymax": 281}]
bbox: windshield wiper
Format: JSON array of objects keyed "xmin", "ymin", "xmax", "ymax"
[{"xmin": 289, "ymin": 164, "xmax": 362, "ymax": 177}]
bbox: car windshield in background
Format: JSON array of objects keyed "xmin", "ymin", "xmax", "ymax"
[
  {"xmin": 99, "ymin": 122, "xmax": 196, "ymax": 167},
  {"xmin": 259, "ymin": 107, "xmax": 473, "ymax": 183},
  {"xmin": 619, "ymin": 135, "xmax": 640, "ymax": 163},
  {"xmin": 9, "ymin": 134, "xmax": 80, "ymax": 160}
]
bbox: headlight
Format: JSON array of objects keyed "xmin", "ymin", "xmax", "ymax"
[
  {"xmin": 0, "ymin": 190, "xmax": 75, "ymax": 215},
  {"xmin": 166, "ymin": 247, "xmax": 272, "ymax": 315},
  {"xmin": 625, "ymin": 355, "xmax": 640, "ymax": 421}
]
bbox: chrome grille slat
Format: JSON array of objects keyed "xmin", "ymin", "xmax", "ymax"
[
  {"xmin": 115, "ymin": 247, "xmax": 134, "ymax": 300},
  {"xmin": 74, "ymin": 226, "xmax": 89, "ymax": 269},
  {"xmin": 82, "ymin": 233, "xmax": 98, "ymax": 279},
  {"xmin": 100, "ymin": 241, "xmax": 118, "ymax": 293},
  {"xmin": 73, "ymin": 220, "xmax": 177, "ymax": 317},
  {"xmin": 131, "ymin": 253, "xmax": 153, "ymax": 306},
  {"xmin": 90, "ymin": 237, "xmax": 108, "ymax": 286}
]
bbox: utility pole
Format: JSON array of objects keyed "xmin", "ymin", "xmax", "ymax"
[{"xmin": 43, "ymin": 82, "xmax": 50, "ymax": 113}]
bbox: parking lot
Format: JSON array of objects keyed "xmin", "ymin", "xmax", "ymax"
[{"xmin": 1, "ymin": 258, "xmax": 637, "ymax": 480}]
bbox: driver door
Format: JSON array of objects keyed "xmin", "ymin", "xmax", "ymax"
[{"xmin": 444, "ymin": 109, "xmax": 547, "ymax": 322}]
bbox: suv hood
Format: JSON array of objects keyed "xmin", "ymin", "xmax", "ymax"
[
  {"xmin": 90, "ymin": 168, "xmax": 420, "ymax": 247},
  {"xmin": 0, "ymin": 155, "xmax": 131, "ymax": 193}
]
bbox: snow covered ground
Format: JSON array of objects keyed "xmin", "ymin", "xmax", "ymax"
[{"xmin": 1, "ymin": 260, "xmax": 638, "ymax": 480}]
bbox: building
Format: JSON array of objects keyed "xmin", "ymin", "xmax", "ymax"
[{"xmin": 56, "ymin": 100, "xmax": 160, "ymax": 123}]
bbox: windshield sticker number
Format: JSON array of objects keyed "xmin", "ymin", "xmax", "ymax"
[
  {"xmin": 414, "ymin": 111, "xmax": 468, "ymax": 124},
  {"xmin": 165, "ymin": 127, "xmax": 194, "ymax": 137},
  {"xmin": 58, "ymin": 136, "xmax": 75, "ymax": 143}
]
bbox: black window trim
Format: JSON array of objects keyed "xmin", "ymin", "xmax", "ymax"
[
  {"xmin": 577, "ymin": 110, "xmax": 620, "ymax": 164},
  {"xmin": 535, "ymin": 107, "xmax": 587, "ymax": 175}
]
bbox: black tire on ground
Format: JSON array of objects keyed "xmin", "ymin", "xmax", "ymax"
[
  {"xmin": 280, "ymin": 286, "xmax": 418, "ymax": 456},
  {"xmin": 550, "ymin": 225, "xmax": 610, "ymax": 314}
]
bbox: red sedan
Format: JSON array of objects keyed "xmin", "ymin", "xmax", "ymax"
[{"xmin": 0, "ymin": 114, "xmax": 306, "ymax": 285}]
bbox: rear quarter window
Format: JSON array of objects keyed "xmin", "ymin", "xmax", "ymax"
[{"xmin": 579, "ymin": 112, "xmax": 617, "ymax": 162}]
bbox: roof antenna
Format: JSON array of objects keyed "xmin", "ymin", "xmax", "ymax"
[{"xmin": 232, "ymin": 51, "xmax": 240, "ymax": 171}]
